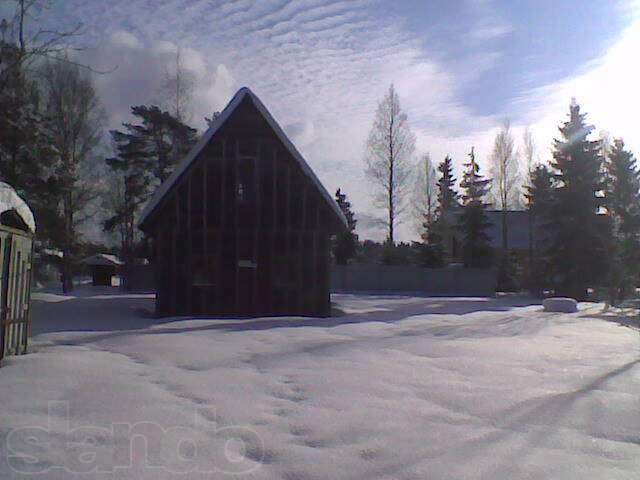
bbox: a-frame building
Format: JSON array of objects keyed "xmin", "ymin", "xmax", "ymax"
[{"xmin": 138, "ymin": 87, "xmax": 347, "ymax": 317}]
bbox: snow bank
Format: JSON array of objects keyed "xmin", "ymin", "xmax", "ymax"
[
  {"xmin": 543, "ymin": 297, "xmax": 579, "ymax": 313},
  {"xmin": 1, "ymin": 293, "xmax": 638, "ymax": 479}
]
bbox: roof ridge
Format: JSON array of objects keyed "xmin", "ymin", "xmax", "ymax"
[{"xmin": 138, "ymin": 88, "xmax": 347, "ymax": 230}]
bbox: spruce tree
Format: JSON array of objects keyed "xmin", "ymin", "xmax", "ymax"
[
  {"xmin": 333, "ymin": 189, "xmax": 358, "ymax": 265},
  {"xmin": 605, "ymin": 139, "xmax": 640, "ymax": 303},
  {"xmin": 459, "ymin": 147, "xmax": 492, "ymax": 268},
  {"xmin": 547, "ymin": 99, "xmax": 609, "ymax": 299},
  {"xmin": 524, "ymin": 164, "xmax": 555, "ymax": 295},
  {"xmin": 607, "ymin": 139, "xmax": 640, "ymax": 237},
  {"xmin": 428, "ymin": 156, "xmax": 459, "ymax": 262},
  {"xmin": 436, "ymin": 155, "xmax": 459, "ymax": 214}
]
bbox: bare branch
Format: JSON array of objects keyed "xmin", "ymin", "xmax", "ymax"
[{"xmin": 364, "ymin": 84, "xmax": 416, "ymax": 243}]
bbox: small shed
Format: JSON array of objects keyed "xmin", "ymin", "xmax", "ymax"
[
  {"xmin": 82, "ymin": 254, "xmax": 123, "ymax": 286},
  {"xmin": 138, "ymin": 87, "xmax": 347, "ymax": 317},
  {"xmin": 0, "ymin": 182, "xmax": 36, "ymax": 362}
]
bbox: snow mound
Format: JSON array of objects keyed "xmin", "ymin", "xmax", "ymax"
[
  {"xmin": 543, "ymin": 297, "xmax": 578, "ymax": 313},
  {"xmin": 2, "ymin": 292, "xmax": 639, "ymax": 479},
  {"xmin": 0, "ymin": 182, "xmax": 35, "ymax": 233}
]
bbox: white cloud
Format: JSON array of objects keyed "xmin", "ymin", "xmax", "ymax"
[
  {"xmin": 53, "ymin": 0, "xmax": 640, "ymax": 242},
  {"xmin": 109, "ymin": 30, "xmax": 141, "ymax": 49},
  {"xmin": 509, "ymin": 12, "xmax": 640, "ymax": 161},
  {"xmin": 79, "ymin": 32, "xmax": 236, "ymax": 129}
]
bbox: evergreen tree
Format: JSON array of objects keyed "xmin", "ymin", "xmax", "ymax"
[
  {"xmin": 105, "ymin": 127, "xmax": 152, "ymax": 283},
  {"xmin": 436, "ymin": 155, "xmax": 459, "ymax": 214},
  {"xmin": 104, "ymin": 105, "xmax": 197, "ymax": 287},
  {"xmin": 605, "ymin": 139, "xmax": 640, "ymax": 303},
  {"xmin": 607, "ymin": 139, "xmax": 640, "ymax": 238},
  {"xmin": 459, "ymin": 147, "xmax": 493, "ymax": 268},
  {"xmin": 126, "ymin": 105, "xmax": 198, "ymax": 185},
  {"xmin": 547, "ymin": 99, "xmax": 609, "ymax": 299},
  {"xmin": 428, "ymin": 155, "xmax": 459, "ymax": 263},
  {"xmin": 333, "ymin": 188, "xmax": 358, "ymax": 265},
  {"xmin": 524, "ymin": 164, "xmax": 555, "ymax": 295}
]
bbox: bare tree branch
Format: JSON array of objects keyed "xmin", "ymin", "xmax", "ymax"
[{"xmin": 364, "ymin": 84, "xmax": 415, "ymax": 243}]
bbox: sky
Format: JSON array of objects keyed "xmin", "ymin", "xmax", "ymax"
[{"xmin": 26, "ymin": 0, "xmax": 640, "ymax": 241}]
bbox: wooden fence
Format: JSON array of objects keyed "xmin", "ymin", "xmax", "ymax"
[
  {"xmin": 331, "ymin": 265, "xmax": 497, "ymax": 297},
  {"xmin": 0, "ymin": 227, "xmax": 34, "ymax": 362}
]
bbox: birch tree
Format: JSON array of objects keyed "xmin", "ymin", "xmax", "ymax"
[
  {"xmin": 40, "ymin": 60, "xmax": 106, "ymax": 292},
  {"xmin": 490, "ymin": 120, "xmax": 520, "ymax": 253},
  {"xmin": 412, "ymin": 154, "xmax": 437, "ymax": 241},
  {"xmin": 521, "ymin": 127, "xmax": 536, "ymax": 201},
  {"xmin": 160, "ymin": 47, "xmax": 195, "ymax": 124},
  {"xmin": 522, "ymin": 127, "xmax": 536, "ymax": 177},
  {"xmin": 364, "ymin": 84, "xmax": 415, "ymax": 244}
]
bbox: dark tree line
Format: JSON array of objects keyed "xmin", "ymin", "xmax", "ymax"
[
  {"xmin": 352, "ymin": 93, "xmax": 640, "ymax": 303},
  {"xmin": 525, "ymin": 101, "xmax": 639, "ymax": 302},
  {"xmin": 0, "ymin": 0, "xmax": 198, "ymax": 291}
]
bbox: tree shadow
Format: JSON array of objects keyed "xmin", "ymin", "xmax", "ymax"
[
  {"xmin": 578, "ymin": 311, "xmax": 640, "ymax": 331},
  {"xmin": 30, "ymin": 293, "xmax": 544, "ymax": 349},
  {"xmin": 351, "ymin": 358, "xmax": 640, "ymax": 480}
]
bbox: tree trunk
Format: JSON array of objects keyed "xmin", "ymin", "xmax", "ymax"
[
  {"xmin": 388, "ymin": 187, "xmax": 394, "ymax": 244},
  {"xmin": 62, "ymin": 189, "xmax": 74, "ymax": 293},
  {"xmin": 502, "ymin": 209, "xmax": 508, "ymax": 260}
]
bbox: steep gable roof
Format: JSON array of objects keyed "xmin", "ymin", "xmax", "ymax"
[{"xmin": 138, "ymin": 87, "xmax": 347, "ymax": 231}]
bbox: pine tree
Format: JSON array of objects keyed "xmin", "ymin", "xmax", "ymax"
[
  {"xmin": 547, "ymin": 99, "xmax": 609, "ymax": 299},
  {"xmin": 605, "ymin": 139, "xmax": 640, "ymax": 303},
  {"xmin": 126, "ymin": 105, "xmax": 198, "ymax": 185},
  {"xmin": 459, "ymin": 147, "xmax": 493, "ymax": 268},
  {"xmin": 333, "ymin": 188, "xmax": 358, "ymax": 265},
  {"xmin": 524, "ymin": 164, "xmax": 555, "ymax": 295},
  {"xmin": 105, "ymin": 127, "xmax": 152, "ymax": 285},
  {"xmin": 104, "ymin": 106, "xmax": 197, "ymax": 288}
]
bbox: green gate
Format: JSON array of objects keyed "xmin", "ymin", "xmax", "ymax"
[{"xmin": 0, "ymin": 227, "xmax": 33, "ymax": 361}]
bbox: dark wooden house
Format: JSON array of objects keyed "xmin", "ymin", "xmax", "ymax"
[{"xmin": 138, "ymin": 87, "xmax": 347, "ymax": 317}]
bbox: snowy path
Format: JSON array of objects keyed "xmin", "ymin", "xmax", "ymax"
[{"xmin": 0, "ymin": 290, "xmax": 638, "ymax": 479}]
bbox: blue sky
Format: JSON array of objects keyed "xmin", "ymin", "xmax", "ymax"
[{"xmin": 28, "ymin": 0, "xmax": 640, "ymax": 239}]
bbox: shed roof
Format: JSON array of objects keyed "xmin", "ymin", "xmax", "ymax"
[
  {"xmin": 82, "ymin": 254, "xmax": 123, "ymax": 267},
  {"xmin": 0, "ymin": 182, "xmax": 35, "ymax": 233},
  {"xmin": 138, "ymin": 87, "xmax": 347, "ymax": 231}
]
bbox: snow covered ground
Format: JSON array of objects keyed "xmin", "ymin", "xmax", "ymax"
[{"xmin": 1, "ymin": 288, "xmax": 639, "ymax": 479}]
